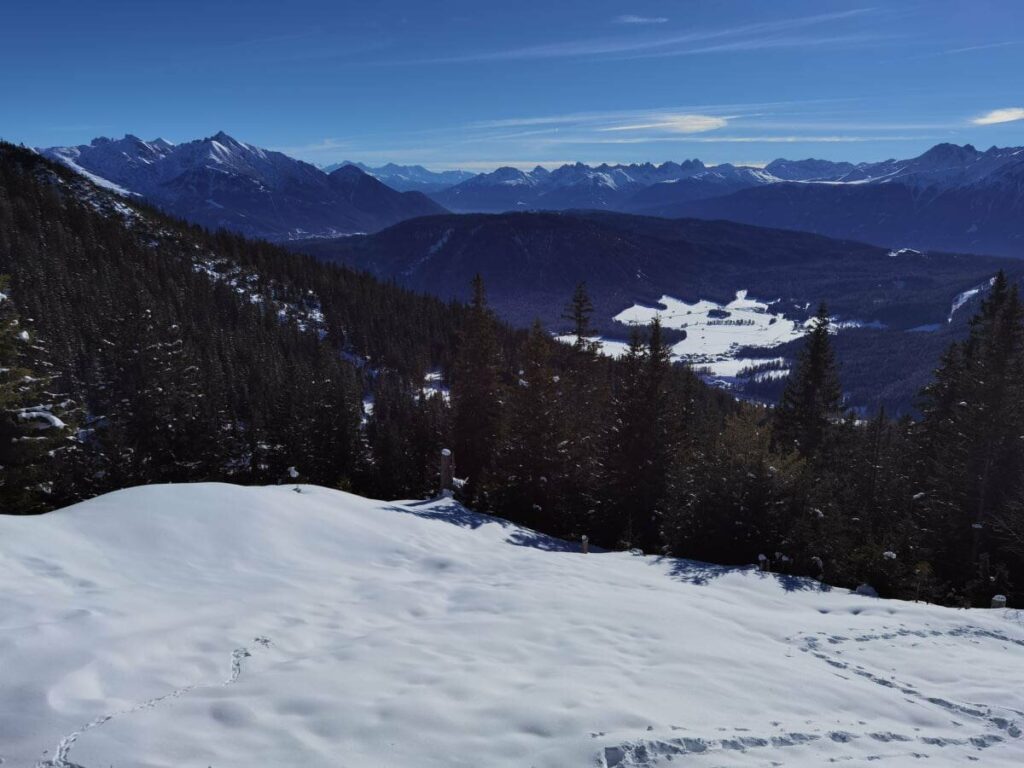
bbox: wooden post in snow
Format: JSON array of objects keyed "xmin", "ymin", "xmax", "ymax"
[{"xmin": 440, "ymin": 448, "xmax": 453, "ymax": 493}]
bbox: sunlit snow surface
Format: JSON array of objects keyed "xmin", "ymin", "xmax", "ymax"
[
  {"xmin": 949, "ymin": 277, "xmax": 996, "ymax": 323},
  {"xmin": 2, "ymin": 483, "xmax": 1022, "ymax": 767},
  {"xmin": 560, "ymin": 290, "xmax": 803, "ymax": 377}
]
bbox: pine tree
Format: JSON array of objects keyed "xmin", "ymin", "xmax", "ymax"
[
  {"xmin": 774, "ymin": 303, "xmax": 842, "ymax": 457},
  {"xmin": 663, "ymin": 407, "xmax": 804, "ymax": 566},
  {"xmin": 493, "ymin": 321, "xmax": 565, "ymax": 530},
  {"xmin": 451, "ymin": 275, "xmax": 503, "ymax": 504},
  {"xmin": 558, "ymin": 283, "xmax": 609, "ymax": 536},
  {"xmin": 562, "ymin": 282, "xmax": 600, "ymax": 355},
  {"xmin": 917, "ymin": 271, "xmax": 1024, "ymax": 603},
  {"xmin": 601, "ymin": 317, "xmax": 675, "ymax": 550}
]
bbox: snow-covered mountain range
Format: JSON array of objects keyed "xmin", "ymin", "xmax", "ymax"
[
  {"xmin": 667, "ymin": 144, "xmax": 1024, "ymax": 258},
  {"xmin": 431, "ymin": 158, "xmax": 774, "ymax": 212},
  {"xmin": 431, "ymin": 143, "xmax": 1024, "ymax": 256},
  {"xmin": 3, "ymin": 482, "xmax": 1022, "ymax": 768},
  {"xmin": 41, "ymin": 133, "xmax": 446, "ymax": 240},
  {"xmin": 42, "ymin": 135, "xmax": 1024, "ymax": 255},
  {"xmin": 323, "ymin": 161, "xmax": 476, "ymax": 193}
]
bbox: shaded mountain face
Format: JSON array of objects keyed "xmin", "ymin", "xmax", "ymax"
[
  {"xmin": 763, "ymin": 158, "xmax": 857, "ymax": 181},
  {"xmin": 427, "ymin": 144, "xmax": 1024, "ymax": 257},
  {"xmin": 41, "ymin": 133, "xmax": 447, "ymax": 240},
  {"xmin": 323, "ymin": 161, "xmax": 475, "ymax": 193},
  {"xmin": 293, "ymin": 210, "xmax": 1022, "ymax": 412},
  {"xmin": 621, "ymin": 165, "xmax": 777, "ymax": 214},
  {"xmin": 667, "ymin": 147, "xmax": 1024, "ymax": 259},
  {"xmin": 295, "ymin": 210, "xmax": 1012, "ymax": 328},
  {"xmin": 431, "ymin": 159, "xmax": 726, "ymax": 213}
]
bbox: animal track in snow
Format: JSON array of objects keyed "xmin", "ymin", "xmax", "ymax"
[
  {"xmin": 601, "ymin": 726, "xmax": 1005, "ymax": 767},
  {"xmin": 600, "ymin": 623, "xmax": 1022, "ymax": 767},
  {"xmin": 36, "ymin": 639, "xmax": 267, "ymax": 768},
  {"xmin": 797, "ymin": 625, "xmax": 1024, "ymax": 739}
]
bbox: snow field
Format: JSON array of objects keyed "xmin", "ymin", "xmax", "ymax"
[{"xmin": 1, "ymin": 483, "xmax": 1022, "ymax": 767}]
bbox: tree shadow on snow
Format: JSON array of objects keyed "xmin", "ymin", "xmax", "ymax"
[
  {"xmin": 393, "ymin": 499, "xmax": 589, "ymax": 553},
  {"xmin": 395, "ymin": 498, "xmax": 498, "ymax": 530},
  {"xmin": 766, "ymin": 571, "xmax": 833, "ymax": 593},
  {"xmin": 659, "ymin": 557, "xmax": 832, "ymax": 593},
  {"xmin": 505, "ymin": 529, "xmax": 589, "ymax": 553}
]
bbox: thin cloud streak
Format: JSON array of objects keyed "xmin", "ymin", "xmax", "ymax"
[
  {"xmin": 944, "ymin": 41, "xmax": 1019, "ymax": 54},
  {"xmin": 536, "ymin": 134, "xmax": 942, "ymax": 145},
  {"xmin": 618, "ymin": 33, "xmax": 897, "ymax": 60},
  {"xmin": 465, "ymin": 99, "xmax": 860, "ymax": 131},
  {"xmin": 599, "ymin": 114, "xmax": 729, "ymax": 133},
  {"xmin": 404, "ymin": 8, "xmax": 875, "ymax": 64},
  {"xmin": 614, "ymin": 15, "xmax": 669, "ymax": 25}
]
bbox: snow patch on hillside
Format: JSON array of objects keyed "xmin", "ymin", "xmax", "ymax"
[
  {"xmin": 563, "ymin": 291, "xmax": 877, "ymax": 389},
  {"xmin": 46, "ymin": 153, "xmax": 135, "ymax": 197},
  {"xmin": 949, "ymin": 277, "xmax": 996, "ymax": 323},
  {"xmin": 615, "ymin": 291, "xmax": 803, "ymax": 362},
  {"xmin": 613, "ymin": 290, "xmax": 804, "ymax": 368},
  {"xmin": 1, "ymin": 484, "xmax": 1022, "ymax": 768}
]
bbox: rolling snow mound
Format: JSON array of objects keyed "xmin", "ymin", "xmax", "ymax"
[{"xmin": 2, "ymin": 483, "xmax": 1023, "ymax": 767}]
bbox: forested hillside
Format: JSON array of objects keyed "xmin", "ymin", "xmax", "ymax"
[
  {"xmin": 3, "ymin": 144, "xmax": 1023, "ymax": 608},
  {"xmin": 297, "ymin": 210, "xmax": 1021, "ymax": 413},
  {"xmin": 0, "ymin": 143, "xmax": 465, "ymax": 510}
]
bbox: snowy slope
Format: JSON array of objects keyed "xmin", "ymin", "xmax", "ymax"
[{"xmin": 2, "ymin": 484, "xmax": 1023, "ymax": 767}]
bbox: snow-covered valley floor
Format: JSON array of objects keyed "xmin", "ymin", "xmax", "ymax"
[{"xmin": 2, "ymin": 484, "xmax": 1022, "ymax": 767}]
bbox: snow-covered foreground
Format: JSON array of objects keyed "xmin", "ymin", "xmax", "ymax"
[{"xmin": 2, "ymin": 484, "xmax": 1023, "ymax": 768}]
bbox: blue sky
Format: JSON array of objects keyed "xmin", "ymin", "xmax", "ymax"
[{"xmin": 2, "ymin": 0, "xmax": 1023, "ymax": 169}]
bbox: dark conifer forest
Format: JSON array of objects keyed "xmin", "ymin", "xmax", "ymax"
[{"xmin": 2, "ymin": 142, "xmax": 1023, "ymax": 607}]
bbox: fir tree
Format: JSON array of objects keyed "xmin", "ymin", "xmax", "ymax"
[
  {"xmin": 774, "ymin": 303, "xmax": 842, "ymax": 457},
  {"xmin": 562, "ymin": 282, "xmax": 600, "ymax": 355},
  {"xmin": 917, "ymin": 271, "xmax": 1024, "ymax": 603},
  {"xmin": 601, "ymin": 317, "xmax": 675, "ymax": 550},
  {"xmin": 493, "ymin": 321, "xmax": 565, "ymax": 531},
  {"xmin": 451, "ymin": 275, "xmax": 503, "ymax": 504},
  {"xmin": 558, "ymin": 283, "xmax": 608, "ymax": 536}
]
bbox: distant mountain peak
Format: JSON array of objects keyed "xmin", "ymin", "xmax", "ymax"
[
  {"xmin": 327, "ymin": 163, "xmax": 369, "ymax": 179},
  {"xmin": 40, "ymin": 132, "xmax": 446, "ymax": 240},
  {"xmin": 917, "ymin": 142, "xmax": 980, "ymax": 162},
  {"xmin": 210, "ymin": 130, "xmax": 238, "ymax": 144}
]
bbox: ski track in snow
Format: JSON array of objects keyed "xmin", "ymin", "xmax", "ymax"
[
  {"xmin": 35, "ymin": 641, "xmax": 267, "ymax": 768},
  {"xmin": 602, "ymin": 622, "xmax": 1023, "ymax": 766}
]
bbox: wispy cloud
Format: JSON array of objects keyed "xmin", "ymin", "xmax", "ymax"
[
  {"xmin": 972, "ymin": 107, "xmax": 1024, "ymax": 125},
  {"xmin": 465, "ymin": 99, "xmax": 857, "ymax": 131},
  {"xmin": 600, "ymin": 114, "xmax": 728, "ymax": 133},
  {"xmin": 944, "ymin": 41, "xmax": 1019, "ymax": 55},
  {"xmin": 407, "ymin": 8, "xmax": 877, "ymax": 63},
  {"xmin": 626, "ymin": 33, "xmax": 892, "ymax": 60},
  {"xmin": 538, "ymin": 134, "xmax": 941, "ymax": 145},
  {"xmin": 613, "ymin": 15, "xmax": 668, "ymax": 25}
]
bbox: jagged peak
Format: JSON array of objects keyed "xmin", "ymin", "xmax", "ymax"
[
  {"xmin": 209, "ymin": 130, "xmax": 238, "ymax": 144},
  {"xmin": 916, "ymin": 142, "xmax": 981, "ymax": 161}
]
